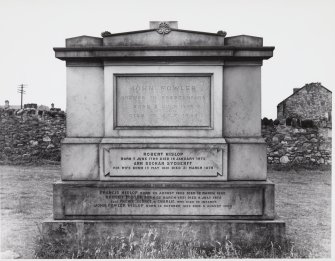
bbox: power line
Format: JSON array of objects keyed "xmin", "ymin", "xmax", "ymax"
[{"xmin": 17, "ymin": 84, "xmax": 27, "ymax": 109}]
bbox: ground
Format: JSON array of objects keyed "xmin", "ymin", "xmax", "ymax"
[{"xmin": 0, "ymin": 165, "xmax": 332, "ymax": 258}]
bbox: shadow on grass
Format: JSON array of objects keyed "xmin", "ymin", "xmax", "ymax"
[{"xmin": 34, "ymin": 227, "xmax": 312, "ymax": 259}]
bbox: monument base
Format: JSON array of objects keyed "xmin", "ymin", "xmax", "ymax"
[
  {"xmin": 53, "ymin": 180, "xmax": 276, "ymax": 219},
  {"xmin": 42, "ymin": 219, "xmax": 285, "ymax": 245}
]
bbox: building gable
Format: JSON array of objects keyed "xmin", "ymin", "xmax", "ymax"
[{"xmin": 276, "ymin": 83, "xmax": 332, "ymax": 121}]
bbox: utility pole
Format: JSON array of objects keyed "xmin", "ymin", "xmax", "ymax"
[{"xmin": 17, "ymin": 84, "xmax": 27, "ymax": 109}]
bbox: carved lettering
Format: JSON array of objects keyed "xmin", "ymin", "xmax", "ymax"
[
  {"xmin": 102, "ymin": 148, "xmax": 223, "ymax": 178},
  {"xmin": 115, "ymin": 75, "xmax": 211, "ymax": 127}
]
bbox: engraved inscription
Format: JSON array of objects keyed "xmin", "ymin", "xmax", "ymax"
[
  {"xmin": 102, "ymin": 148, "xmax": 223, "ymax": 178},
  {"xmin": 115, "ymin": 75, "xmax": 211, "ymax": 128},
  {"xmin": 64, "ymin": 188, "xmax": 263, "ymax": 216}
]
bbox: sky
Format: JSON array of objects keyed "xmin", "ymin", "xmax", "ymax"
[{"xmin": 0, "ymin": 0, "xmax": 334, "ymax": 119}]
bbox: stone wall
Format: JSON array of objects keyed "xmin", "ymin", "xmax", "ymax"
[
  {"xmin": 262, "ymin": 124, "xmax": 332, "ymax": 166},
  {"xmin": 277, "ymin": 83, "xmax": 332, "ymax": 123},
  {"xmin": 0, "ymin": 108, "xmax": 66, "ymax": 164},
  {"xmin": 0, "ymin": 108, "xmax": 332, "ymax": 167}
]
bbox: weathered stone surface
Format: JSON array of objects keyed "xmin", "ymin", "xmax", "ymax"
[
  {"xmin": 45, "ymin": 23, "xmax": 286, "ymax": 247},
  {"xmin": 0, "ymin": 109, "xmax": 65, "ymax": 164},
  {"xmin": 277, "ymin": 82, "xmax": 332, "ymax": 123},
  {"xmin": 0, "ymin": 250, "xmax": 21, "ymax": 259},
  {"xmin": 66, "ymin": 66, "xmax": 104, "ymax": 137},
  {"xmin": 29, "ymin": 140, "xmax": 38, "ymax": 147},
  {"xmin": 227, "ymin": 141, "xmax": 266, "ymax": 180},
  {"xmin": 102, "ymin": 29, "xmax": 227, "ymax": 48},
  {"xmin": 149, "ymin": 21, "xmax": 178, "ymax": 29},
  {"xmin": 115, "ymin": 75, "xmax": 211, "ymax": 128},
  {"xmin": 280, "ymin": 155, "xmax": 290, "ymax": 164},
  {"xmin": 43, "ymin": 136, "xmax": 51, "ymax": 142},
  {"xmin": 61, "ymin": 143, "xmax": 99, "ymax": 180},
  {"xmin": 104, "ymin": 65, "xmax": 223, "ymax": 138},
  {"xmin": 53, "ymin": 181, "xmax": 275, "ymax": 220},
  {"xmin": 224, "ymin": 35, "xmax": 263, "ymax": 47},
  {"xmin": 66, "ymin": 36, "xmax": 102, "ymax": 47},
  {"xmin": 262, "ymin": 124, "xmax": 331, "ymax": 166},
  {"xmin": 101, "ymin": 147, "xmax": 227, "ymax": 180},
  {"xmin": 223, "ymin": 66, "xmax": 261, "ymax": 137},
  {"xmin": 47, "ymin": 144, "xmax": 55, "ymax": 149}
]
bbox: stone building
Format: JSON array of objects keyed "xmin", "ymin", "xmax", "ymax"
[{"xmin": 277, "ymin": 82, "xmax": 332, "ymax": 123}]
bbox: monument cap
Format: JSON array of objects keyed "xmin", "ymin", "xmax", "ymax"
[{"xmin": 149, "ymin": 21, "xmax": 178, "ymax": 29}]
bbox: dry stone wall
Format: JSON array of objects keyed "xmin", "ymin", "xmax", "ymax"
[
  {"xmin": 262, "ymin": 124, "xmax": 331, "ymax": 166},
  {"xmin": 0, "ymin": 108, "xmax": 65, "ymax": 164},
  {"xmin": 0, "ymin": 109, "xmax": 332, "ymax": 167}
]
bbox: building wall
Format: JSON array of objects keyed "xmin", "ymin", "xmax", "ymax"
[
  {"xmin": 277, "ymin": 103, "xmax": 284, "ymax": 120},
  {"xmin": 277, "ymin": 83, "xmax": 332, "ymax": 122}
]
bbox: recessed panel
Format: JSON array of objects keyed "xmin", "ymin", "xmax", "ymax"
[
  {"xmin": 114, "ymin": 74, "xmax": 212, "ymax": 129},
  {"xmin": 64, "ymin": 187, "xmax": 263, "ymax": 216},
  {"xmin": 101, "ymin": 148, "xmax": 223, "ymax": 179}
]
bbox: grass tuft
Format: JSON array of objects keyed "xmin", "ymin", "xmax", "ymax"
[{"xmin": 34, "ymin": 228, "xmax": 312, "ymax": 259}]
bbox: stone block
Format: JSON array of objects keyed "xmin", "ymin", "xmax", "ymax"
[
  {"xmin": 66, "ymin": 36, "xmax": 102, "ymax": 47},
  {"xmin": 224, "ymin": 35, "xmax": 263, "ymax": 47},
  {"xmin": 99, "ymin": 140, "xmax": 228, "ymax": 181},
  {"xmin": 227, "ymin": 140, "xmax": 267, "ymax": 180},
  {"xmin": 223, "ymin": 65, "xmax": 261, "ymax": 137},
  {"xmin": 61, "ymin": 143, "xmax": 99, "ymax": 180},
  {"xmin": 104, "ymin": 65, "xmax": 223, "ymax": 138},
  {"xmin": 150, "ymin": 21, "xmax": 178, "ymax": 29},
  {"xmin": 53, "ymin": 180, "xmax": 275, "ymax": 220},
  {"xmin": 66, "ymin": 66, "xmax": 104, "ymax": 137}
]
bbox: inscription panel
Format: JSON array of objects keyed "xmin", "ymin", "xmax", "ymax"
[
  {"xmin": 114, "ymin": 74, "xmax": 212, "ymax": 128},
  {"xmin": 64, "ymin": 187, "xmax": 263, "ymax": 216},
  {"xmin": 101, "ymin": 148, "xmax": 225, "ymax": 180}
]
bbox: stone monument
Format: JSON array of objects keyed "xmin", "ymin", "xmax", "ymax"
[{"xmin": 43, "ymin": 21, "xmax": 285, "ymax": 244}]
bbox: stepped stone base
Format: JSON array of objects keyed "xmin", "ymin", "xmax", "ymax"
[
  {"xmin": 53, "ymin": 180, "xmax": 276, "ymax": 220},
  {"xmin": 42, "ymin": 219, "xmax": 285, "ymax": 244}
]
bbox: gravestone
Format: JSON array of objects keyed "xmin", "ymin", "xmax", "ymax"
[{"xmin": 43, "ymin": 21, "xmax": 285, "ymax": 244}]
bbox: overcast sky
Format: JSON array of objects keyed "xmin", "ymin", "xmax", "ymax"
[{"xmin": 0, "ymin": 0, "xmax": 334, "ymax": 119}]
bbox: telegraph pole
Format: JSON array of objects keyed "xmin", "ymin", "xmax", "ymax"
[{"xmin": 17, "ymin": 84, "xmax": 27, "ymax": 109}]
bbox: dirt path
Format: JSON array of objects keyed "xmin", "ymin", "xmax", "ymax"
[{"xmin": 0, "ymin": 165, "xmax": 331, "ymax": 258}]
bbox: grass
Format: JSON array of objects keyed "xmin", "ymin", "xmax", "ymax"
[
  {"xmin": 268, "ymin": 169, "xmax": 331, "ymax": 257},
  {"xmin": 0, "ymin": 165, "xmax": 331, "ymax": 258},
  {"xmin": 0, "ymin": 165, "xmax": 59, "ymax": 258},
  {"xmin": 34, "ymin": 228, "xmax": 312, "ymax": 259}
]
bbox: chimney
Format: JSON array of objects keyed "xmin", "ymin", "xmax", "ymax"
[
  {"xmin": 293, "ymin": 88, "xmax": 300, "ymax": 94},
  {"xmin": 5, "ymin": 100, "xmax": 9, "ymax": 108},
  {"xmin": 51, "ymin": 103, "xmax": 54, "ymax": 109}
]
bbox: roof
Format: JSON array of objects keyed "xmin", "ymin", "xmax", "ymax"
[{"xmin": 277, "ymin": 82, "xmax": 332, "ymax": 107}]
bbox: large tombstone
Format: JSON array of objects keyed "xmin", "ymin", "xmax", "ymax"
[{"xmin": 43, "ymin": 21, "xmax": 284, "ymax": 243}]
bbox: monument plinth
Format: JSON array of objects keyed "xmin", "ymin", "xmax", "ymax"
[{"xmin": 43, "ymin": 21, "xmax": 285, "ymax": 243}]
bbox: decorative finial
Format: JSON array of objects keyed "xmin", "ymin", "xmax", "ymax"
[
  {"xmin": 157, "ymin": 22, "xmax": 171, "ymax": 35},
  {"xmin": 101, "ymin": 31, "xmax": 112, "ymax": 37},
  {"xmin": 217, "ymin": 30, "xmax": 227, "ymax": 37}
]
